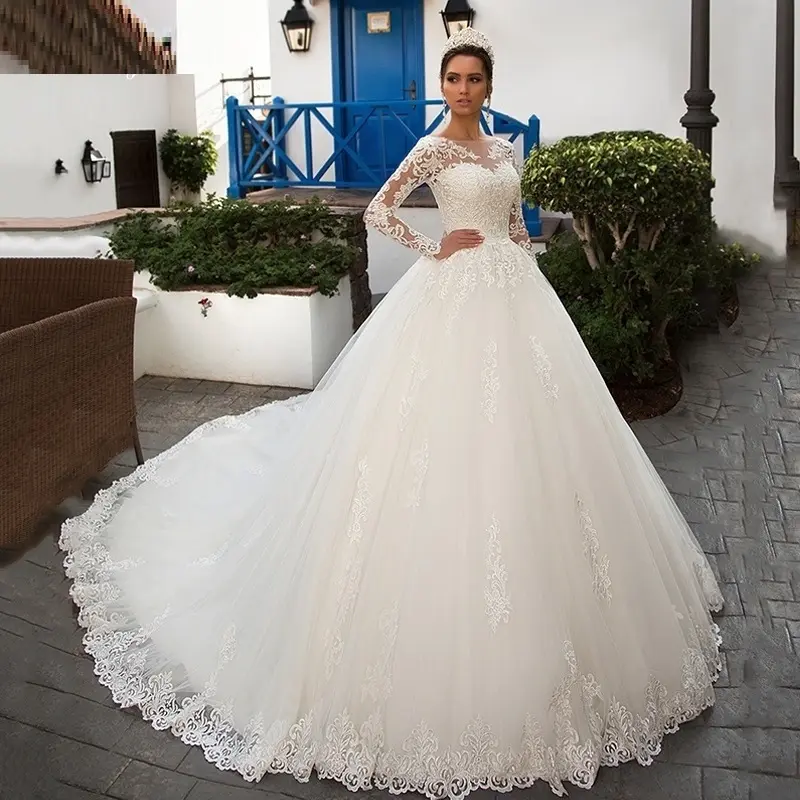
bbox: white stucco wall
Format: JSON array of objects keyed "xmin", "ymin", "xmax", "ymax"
[
  {"xmin": 176, "ymin": 0, "xmax": 272, "ymax": 198},
  {"xmin": 711, "ymin": 0, "xmax": 784, "ymax": 255},
  {"xmin": 269, "ymin": 1, "xmax": 333, "ymax": 105},
  {"xmin": 0, "ymin": 74, "xmax": 197, "ymax": 218},
  {"xmin": 265, "ymin": 0, "xmax": 787, "ymax": 259},
  {"xmin": 268, "ymin": 1, "xmax": 337, "ymax": 183}
]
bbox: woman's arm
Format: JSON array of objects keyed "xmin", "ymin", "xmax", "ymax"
[
  {"xmin": 364, "ymin": 137, "xmax": 442, "ymax": 258},
  {"xmin": 507, "ymin": 144, "xmax": 536, "ymax": 256}
]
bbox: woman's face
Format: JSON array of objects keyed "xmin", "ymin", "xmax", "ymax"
[{"xmin": 441, "ymin": 54, "xmax": 489, "ymax": 117}]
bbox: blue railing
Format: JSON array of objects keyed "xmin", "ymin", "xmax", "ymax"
[{"xmin": 226, "ymin": 95, "xmax": 541, "ymax": 236}]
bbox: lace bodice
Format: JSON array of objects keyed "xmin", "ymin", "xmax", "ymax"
[{"xmin": 364, "ymin": 136, "xmax": 534, "ymax": 258}]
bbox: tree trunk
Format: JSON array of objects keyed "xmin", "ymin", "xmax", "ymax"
[{"xmin": 573, "ymin": 215, "xmax": 603, "ymax": 270}]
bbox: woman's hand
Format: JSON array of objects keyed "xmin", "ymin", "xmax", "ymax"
[{"xmin": 434, "ymin": 229, "xmax": 484, "ymax": 260}]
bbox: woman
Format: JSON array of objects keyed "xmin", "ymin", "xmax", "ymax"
[{"xmin": 60, "ymin": 28, "xmax": 722, "ymax": 799}]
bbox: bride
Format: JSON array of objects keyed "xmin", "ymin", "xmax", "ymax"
[{"xmin": 60, "ymin": 28, "xmax": 723, "ymax": 800}]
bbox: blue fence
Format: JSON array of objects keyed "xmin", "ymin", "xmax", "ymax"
[{"xmin": 226, "ymin": 95, "xmax": 541, "ymax": 237}]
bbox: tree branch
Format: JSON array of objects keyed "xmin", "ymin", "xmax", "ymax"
[{"xmin": 573, "ymin": 215, "xmax": 602, "ymax": 270}]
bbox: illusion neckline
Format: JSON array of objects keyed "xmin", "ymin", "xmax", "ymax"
[{"xmin": 428, "ymin": 135, "xmax": 496, "ymax": 144}]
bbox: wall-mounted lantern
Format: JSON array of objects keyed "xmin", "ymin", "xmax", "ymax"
[
  {"xmin": 54, "ymin": 159, "xmax": 68, "ymax": 175},
  {"xmin": 281, "ymin": 0, "xmax": 314, "ymax": 52},
  {"xmin": 441, "ymin": 0, "xmax": 475, "ymax": 37},
  {"xmin": 81, "ymin": 140, "xmax": 112, "ymax": 184}
]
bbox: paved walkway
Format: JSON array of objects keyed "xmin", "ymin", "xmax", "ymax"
[{"xmin": 1, "ymin": 257, "xmax": 799, "ymax": 800}]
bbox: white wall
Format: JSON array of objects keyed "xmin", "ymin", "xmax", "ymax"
[
  {"xmin": 266, "ymin": 0, "xmax": 786, "ymax": 260},
  {"xmin": 176, "ymin": 0, "xmax": 271, "ymax": 198},
  {"xmin": 711, "ymin": 0, "xmax": 784, "ymax": 255},
  {"xmin": 463, "ymin": 0, "xmax": 784, "ymax": 255},
  {"xmin": 0, "ymin": 74, "xmax": 197, "ymax": 217},
  {"xmin": 268, "ymin": 1, "xmax": 332, "ymax": 104},
  {"xmin": 268, "ymin": 1, "xmax": 337, "ymax": 183}
]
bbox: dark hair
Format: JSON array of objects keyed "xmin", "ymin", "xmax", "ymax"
[{"xmin": 439, "ymin": 44, "xmax": 493, "ymax": 86}]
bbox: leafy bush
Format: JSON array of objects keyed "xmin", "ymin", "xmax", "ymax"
[
  {"xmin": 538, "ymin": 227, "xmax": 759, "ymax": 383},
  {"xmin": 108, "ymin": 196, "xmax": 359, "ymax": 298},
  {"xmin": 537, "ymin": 234, "xmax": 654, "ymax": 382},
  {"xmin": 523, "ymin": 130, "xmax": 713, "ymax": 268},
  {"xmin": 523, "ymin": 130, "xmax": 758, "ymax": 385},
  {"xmin": 159, "ymin": 129, "xmax": 218, "ymax": 195}
]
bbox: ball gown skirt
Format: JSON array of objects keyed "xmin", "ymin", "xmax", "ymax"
[{"xmin": 60, "ymin": 136, "xmax": 722, "ymax": 799}]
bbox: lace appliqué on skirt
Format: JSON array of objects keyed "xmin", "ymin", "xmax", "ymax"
[
  {"xmin": 324, "ymin": 457, "xmax": 372, "ymax": 678},
  {"xmin": 63, "ymin": 497, "xmax": 722, "ymax": 800},
  {"xmin": 481, "ymin": 341, "xmax": 500, "ymax": 423},
  {"xmin": 576, "ymin": 497, "xmax": 612, "ymax": 605},
  {"xmin": 485, "ymin": 515, "xmax": 512, "ymax": 633},
  {"xmin": 529, "ymin": 336, "xmax": 559, "ymax": 400}
]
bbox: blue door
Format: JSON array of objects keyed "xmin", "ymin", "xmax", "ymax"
[{"xmin": 340, "ymin": 0, "xmax": 425, "ymax": 185}]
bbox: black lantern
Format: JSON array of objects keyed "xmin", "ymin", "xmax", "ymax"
[
  {"xmin": 441, "ymin": 0, "xmax": 475, "ymax": 37},
  {"xmin": 281, "ymin": 0, "xmax": 314, "ymax": 53},
  {"xmin": 81, "ymin": 140, "xmax": 111, "ymax": 184}
]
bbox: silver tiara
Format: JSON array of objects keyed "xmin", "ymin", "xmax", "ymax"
[{"xmin": 441, "ymin": 27, "xmax": 495, "ymax": 67}]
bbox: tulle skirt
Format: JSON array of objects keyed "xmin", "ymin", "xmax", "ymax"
[{"xmin": 61, "ymin": 240, "xmax": 722, "ymax": 799}]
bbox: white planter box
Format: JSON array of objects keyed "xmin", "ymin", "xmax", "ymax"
[
  {"xmin": 133, "ymin": 287, "xmax": 159, "ymax": 381},
  {"xmin": 0, "ymin": 232, "xmax": 112, "ymax": 258},
  {"xmin": 133, "ymin": 270, "xmax": 353, "ymax": 389}
]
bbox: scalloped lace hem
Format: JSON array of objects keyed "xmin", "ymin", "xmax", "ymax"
[{"xmin": 59, "ymin": 403, "xmax": 723, "ymax": 800}]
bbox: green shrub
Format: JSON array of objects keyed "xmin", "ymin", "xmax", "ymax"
[
  {"xmin": 538, "ymin": 234, "xmax": 655, "ymax": 381},
  {"xmin": 522, "ymin": 130, "xmax": 713, "ymax": 268},
  {"xmin": 539, "ymin": 228, "xmax": 759, "ymax": 383},
  {"xmin": 523, "ymin": 130, "xmax": 758, "ymax": 385},
  {"xmin": 108, "ymin": 196, "xmax": 358, "ymax": 298},
  {"xmin": 159, "ymin": 128, "xmax": 218, "ymax": 195}
]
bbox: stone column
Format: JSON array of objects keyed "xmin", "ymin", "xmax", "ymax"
[{"xmin": 680, "ymin": 0, "xmax": 718, "ymax": 161}]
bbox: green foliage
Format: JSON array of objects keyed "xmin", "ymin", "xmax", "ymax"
[
  {"xmin": 537, "ymin": 234, "xmax": 654, "ymax": 382},
  {"xmin": 523, "ymin": 129, "xmax": 758, "ymax": 386},
  {"xmin": 158, "ymin": 128, "xmax": 218, "ymax": 194},
  {"xmin": 538, "ymin": 229, "xmax": 759, "ymax": 384},
  {"xmin": 522, "ymin": 130, "xmax": 713, "ymax": 267},
  {"xmin": 108, "ymin": 196, "xmax": 358, "ymax": 298}
]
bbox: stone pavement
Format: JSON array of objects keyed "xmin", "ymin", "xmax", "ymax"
[{"xmin": 1, "ymin": 257, "xmax": 799, "ymax": 800}]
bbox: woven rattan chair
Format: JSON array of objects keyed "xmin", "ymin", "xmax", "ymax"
[{"xmin": 0, "ymin": 257, "xmax": 143, "ymax": 553}]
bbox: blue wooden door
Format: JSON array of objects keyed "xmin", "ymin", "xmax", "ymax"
[{"xmin": 341, "ymin": 0, "xmax": 425, "ymax": 185}]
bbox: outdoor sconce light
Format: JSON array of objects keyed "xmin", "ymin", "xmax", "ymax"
[
  {"xmin": 81, "ymin": 140, "xmax": 111, "ymax": 184},
  {"xmin": 54, "ymin": 159, "xmax": 68, "ymax": 175},
  {"xmin": 281, "ymin": 0, "xmax": 314, "ymax": 53},
  {"xmin": 441, "ymin": 0, "xmax": 475, "ymax": 37}
]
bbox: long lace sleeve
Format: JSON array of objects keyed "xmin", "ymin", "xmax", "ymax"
[
  {"xmin": 364, "ymin": 137, "xmax": 442, "ymax": 258},
  {"xmin": 507, "ymin": 145, "xmax": 536, "ymax": 256}
]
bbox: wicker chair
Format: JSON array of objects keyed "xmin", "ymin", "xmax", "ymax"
[{"xmin": 0, "ymin": 257, "xmax": 143, "ymax": 553}]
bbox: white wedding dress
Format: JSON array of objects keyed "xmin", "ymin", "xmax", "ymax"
[{"xmin": 60, "ymin": 135, "xmax": 723, "ymax": 799}]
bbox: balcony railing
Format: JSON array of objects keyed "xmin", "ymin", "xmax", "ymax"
[{"xmin": 226, "ymin": 96, "xmax": 541, "ymax": 236}]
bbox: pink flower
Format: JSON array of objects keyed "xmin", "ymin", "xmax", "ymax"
[
  {"xmin": 198, "ymin": 297, "xmax": 213, "ymax": 317},
  {"xmin": 187, "ymin": 265, "xmax": 196, "ymax": 274}
]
